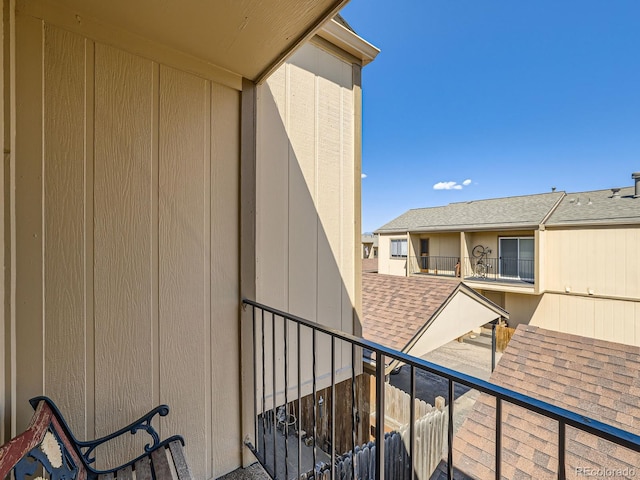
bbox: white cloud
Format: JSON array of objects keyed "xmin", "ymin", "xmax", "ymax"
[
  {"xmin": 361, "ymin": 173, "xmax": 368, "ymax": 179},
  {"xmin": 433, "ymin": 179, "xmax": 472, "ymax": 190},
  {"xmin": 433, "ymin": 181, "xmax": 461, "ymax": 190}
]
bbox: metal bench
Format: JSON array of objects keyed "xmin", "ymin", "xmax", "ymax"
[{"xmin": 0, "ymin": 396, "xmax": 193, "ymax": 480}]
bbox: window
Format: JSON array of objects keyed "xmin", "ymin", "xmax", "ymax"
[{"xmin": 390, "ymin": 239, "xmax": 407, "ymax": 258}]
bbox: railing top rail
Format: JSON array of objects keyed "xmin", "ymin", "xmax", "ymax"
[{"xmin": 243, "ymin": 298, "xmax": 640, "ymax": 453}]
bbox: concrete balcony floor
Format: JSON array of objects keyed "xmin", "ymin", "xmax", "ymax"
[{"xmin": 218, "ymin": 463, "xmax": 271, "ymax": 480}]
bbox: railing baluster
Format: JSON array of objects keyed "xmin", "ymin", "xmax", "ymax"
[
  {"xmin": 409, "ymin": 365, "xmax": 416, "ymax": 480},
  {"xmin": 242, "ymin": 299, "xmax": 640, "ymax": 480},
  {"xmin": 284, "ymin": 318, "xmax": 289, "ymax": 480},
  {"xmin": 351, "ymin": 344, "xmax": 356, "ymax": 480},
  {"xmin": 448, "ymin": 379, "xmax": 454, "ymax": 480},
  {"xmin": 297, "ymin": 322, "xmax": 302, "ymax": 480},
  {"xmin": 375, "ymin": 353, "xmax": 385, "ymax": 480},
  {"xmin": 495, "ymin": 397, "xmax": 502, "ymax": 480},
  {"xmin": 558, "ymin": 421, "xmax": 566, "ymax": 480},
  {"xmin": 261, "ymin": 308, "xmax": 266, "ymax": 464},
  {"xmin": 312, "ymin": 328, "xmax": 317, "ymax": 479},
  {"xmin": 331, "ymin": 336, "xmax": 336, "ymax": 480},
  {"xmin": 252, "ymin": 306, "xmax": 258, "ymax": 456},
  {"xmin": 272, "ymin": 312, "xmax": 277, "ymax": 478}
]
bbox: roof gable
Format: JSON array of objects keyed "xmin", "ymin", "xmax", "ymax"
[{"xmin": 362, "ymin": 274, "xmax": 507, "ymax": 356}]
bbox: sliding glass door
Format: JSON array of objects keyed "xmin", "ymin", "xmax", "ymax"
[{"xmin": 499, "ymin": 237, "xmax": 534, "ymax": 281}]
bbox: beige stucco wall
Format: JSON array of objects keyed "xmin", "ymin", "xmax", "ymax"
[
  {"xmin": 377, "ymin": 234, "xmax": 409, "ymax": 276},
  {"xmin": 256, "ymin": 42, "xmax": 361, "ymax": 404},
  {"xmin": 10, "ymin": 9, "xmax": 240, "ymax": 479}
]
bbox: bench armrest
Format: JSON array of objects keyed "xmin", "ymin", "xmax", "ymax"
[
  {"xmin": 76, "ymin": 405, "xmax": 178, "ymax": 466},
  {"xmin": 29, "ymin": 396, "xmax": 184, "ymax": 472}
]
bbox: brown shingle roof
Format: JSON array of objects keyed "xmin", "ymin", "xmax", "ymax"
[
  {"xmin": 362, "ymin": 273, "xmax": 461, "ymax": 352},
  {"xmin": 362, "ymin": 258, "xmax": 378, "ymax": 273},
  {"xmin": 453, "ymin": 325, "xmax": 640, "ymax": 478}
]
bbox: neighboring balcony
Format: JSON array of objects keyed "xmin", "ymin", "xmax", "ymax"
[
  {"xmin": 463, "ymin": 257, "xmax": 535, "ymax": 284},
  {"xmin": 408, "ymin": 256, "xmax": 460, "ymax": 278}
]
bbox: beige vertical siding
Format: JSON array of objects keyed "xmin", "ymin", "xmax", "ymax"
[
  {"xmin": 14, "ymin": 15, "xmax": 240, "ymax": 479},
  {"xmin": 256, "ymin": 42, "xmax": 358, "ymax": 401},
  {"xmin": 530, "ymin": 294, "xmax": 640, "ymax": 346},
  {"xmin": 0, "ymin": 0, "xmax": 5, "ymax": 444},
  {"xmin": 503, "ymin": 292, "xmax": 543, "ymax": 328},
  {"xmin": 42, "ymin": 26, "xmax": 88, "ymax": 435},
  {"xmin": 93, "ymin": 43, "xmax": 156, "ymax": 466},
  {"xmin": 544, "ymin": 227, "xmax": 640, "ymax": 298},
  {"xmin": 530, "ymin": 226, "xmax": 640, "ymax": 346}
]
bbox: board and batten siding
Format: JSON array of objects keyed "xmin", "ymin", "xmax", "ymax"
[
  {"xmin": 529, "ymin": 226, "xmax": 640, "ymax": 346},
  {"xmin": 530, "ymin": 294, "xmax": 640, "ymax": 346},
  {"xmin": 543, "ymin": 227, "xmax": 640, "ymax": 299},
  {"xmin": 14, "ymin": 17, "xmax": 240, "ymax": 479},
  {"xmin": 255, "ymin": 42, "xmax": 359, "ymax": 405}
]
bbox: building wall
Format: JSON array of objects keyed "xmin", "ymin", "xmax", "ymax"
[
  {"xmin": 527, "ymin": 226, "xmax": 640, "ymax": 346},
  {"xmin": 530, "ymin": 293, "xmax": 640, "ymax": 346},
  {"xmin": 10, "ymin": 10, "xmax": 240, "ymax": 479},
  {"xmin": 503, "ymin": 292, "xmax": 542, "ymax": 328},
  {"xmin": 256, "ymin": 42, "xmax": 361, "ymax": 403},
  {"xmin": 377, "ymin": 234, "xmax": 408, "ymax": 276},
  {"xmin": 544, "ymin": 226, "xmax": 640, "ymax": 299},
  {"xmin": 410, "ymin": 233, "xmax": 459, "ymax": 258}
]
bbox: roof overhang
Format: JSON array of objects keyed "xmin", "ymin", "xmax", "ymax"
[
  {"xmin": 366, "ymin": 283, "xmax": 508, "ymax": 374},
  {"xmin": 376, "ymin": 224, "xmax": 541, "ymax": 235},
  {"xmin": 316, "ymin": 18, "xmax": 379, "ymax": 66},
  {"xmin": 27, "ymin": 0, "xmax": 352, "ymax": 85}
]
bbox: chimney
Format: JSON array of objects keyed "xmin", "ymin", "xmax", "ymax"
[{"xmin": 633, "ymin": 172, "xmax": 640, "ymax": 198}]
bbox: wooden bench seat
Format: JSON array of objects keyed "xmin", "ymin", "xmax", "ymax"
[{"xmin": 0, "ymin": 396, "xmax": 193, "ymax": 480}]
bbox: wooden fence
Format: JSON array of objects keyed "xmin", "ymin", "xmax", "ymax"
[
  {"xmin": 496, "ymin": 325, "xmax": 516, "ymax": 352},
  {"xmin": 354, "ymin": 383, "xmax": 447, "ymax": 480}
]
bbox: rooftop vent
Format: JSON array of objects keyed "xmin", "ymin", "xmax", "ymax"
[
  {"xmin": 611, "ymin": 188, "xmax": 621, "ymax": 198},
  {"xmin": 633, "ymin": 172, "xmax": 640, "ymax": 198}
]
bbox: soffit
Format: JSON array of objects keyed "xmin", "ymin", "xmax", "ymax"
[{"xmin": 45, "ymin": 0, "xmax": 348, "ymax": 82}]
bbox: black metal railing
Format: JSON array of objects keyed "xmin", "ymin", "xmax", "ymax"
[
  {"xmin": 243, "ymin": 299, "xmax": 640, "ymax": 480},
  {"xmin": 408, "ymin": 256, "xmax": 459, "ymax": 277},
  {"xmin": 464, "ymin": 257, "xmax": 534, "ymax": 283}
]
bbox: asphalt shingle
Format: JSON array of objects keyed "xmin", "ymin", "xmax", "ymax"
[
  {"xmin": 375, "ymin": 192, "xmax": 564, "ymax": 233},
  {"xmin": 452, "ymin": 325, "xmax": 640, "ymax": 479}
]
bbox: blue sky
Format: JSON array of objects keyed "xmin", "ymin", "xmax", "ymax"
[{"xmin": 339, "ymin": 1, "xmax": 640, "ymax": 233}]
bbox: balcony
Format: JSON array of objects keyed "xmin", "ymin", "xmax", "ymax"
[
  {"xmin": 408, "ymin": 256, "xmax": 460, "ymax": 277},
  {"xmin": 463, "ymin": 257, "xmax": 534, "ymax": 285},
  {"xmin": 242, "ymin": 299, "xmax": 640, "ymax": 480}
]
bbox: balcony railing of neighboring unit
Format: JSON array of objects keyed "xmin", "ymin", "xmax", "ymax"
[
  {"xmin": 463, "ymin": 257, "xmax": 535, "ymax": 283},
  {"xmin": 242, "ymin": 299, "xmax": 640, "ymax": 480},
  {"xmin": 408, "ymin": 256, "xmax": 459, "ymax": 277}
]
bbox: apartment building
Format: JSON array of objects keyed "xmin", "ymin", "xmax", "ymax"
[
  {"xmin": 2, "ymin": 2, "xmax": 638, "ymax": 479},
  {"xmin": 376, "ymin": 178, "xmax": 640, "ymax": 346},
  {"xmin": 0, "ymin": 2, "xmax": 377, "ymax": 478}
]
